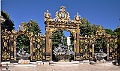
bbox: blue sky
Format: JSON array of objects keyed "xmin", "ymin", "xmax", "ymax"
[{"xmin": 2, "ymin": 0, "xmax": 120, "ymax": 36}]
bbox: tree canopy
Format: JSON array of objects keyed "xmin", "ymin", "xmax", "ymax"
[
  {"xmin": 16, "ymin": 20, "xmax": 41, "ymax": 53},
  {"xmin": 104, "ymin": 28, "xmax": 114, "ymax": 35},
  {"xmin": 80, "ymin": 18, "xmax": 100, "ymax": 36},
  {"xmin": 94, "ymin": 37, "xmax": 107, "ymax": 53},
  {"xmin": 114, "ymin": 26, "xmax": 120, "ymax": 47},
  {"xmin": 80, "ymin": 18, "xmax": 92, "ymax": 36},
  {"xmin": 1, "ymin": 10, "xmax": 14, "ymax": 31},
  {"xmin": 26, "ymin": 20, "xmax": 41, "ymax": 35},
  {"xmin": 16, "ymin": 34, "xmax": 30, "ymax": 53},
  {"xmin": 52, "ymin": 30, "xmax": 63, "ymax": 47}
]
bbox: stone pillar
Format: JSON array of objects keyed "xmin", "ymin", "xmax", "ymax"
[
  {"xmin": 76, "ymin": 24, "xmax": 80, "ymax": 53},
  {"xmin": 30, "ymin": 38, "xmax": 33, "ymax": 60},
  {"xmin": 76, "ymin": 32, "xmax": 80, "ymax": 53},
  {"xmin": 0, "ymin": 22, "xmax": 1, "ymax": 64},
  {"xmin": 14, "ymin": 40, "xmax": 16, "ymax": 60},
  {"xmin": 74, "ymin": 35, "xmax": 76, "ymax": 60},
  {"xmin": 92, "ymin": 43, "xmax": 94, "ymax": 58},
  {"xmin": 74, "ymin": 34, "xmax": 76, "ymax": 53},
  {"xmin": 45, "ymin": 27, "xmax": 51, "ymax": 60},
  {"xmin": 107, "ymin": 43, "xmax": 109, "ymax": 60},
  {"xmin": 45, "ymin": 27, "xmax": 49, "ymax": 52},
  {"xmin": 49, "ymin": 38, "xmax": 52, "ymax": 60},
  {"xmin": 75, "ymin": 32, "xmax": 80, "ymax": 60},
  {"xmin": 0, "ymin": 15, "xmax": 5, "ymax": 64}
]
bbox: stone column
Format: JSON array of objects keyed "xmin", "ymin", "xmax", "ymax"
[
  {"xmin": 73, "ymin": 33, "xmax": 76, "ymax": 60},
  {"xmin": 73, "ymin": 33, "xmax": 76, "ymax": 53},
  {"xmin": 49, "ymin": 37, "xmax": 52, "ymax": 60},
  {"xmin": 45, "ymin": 27, "xmax": 49, "ymax": 52},
  {"xmin": 76, "ymin": 24, "xmax": 80, "ymax": 53},
  {"xmin": 14, "ymin": 39, "xmax": 16, "ymax": 60},
  {"xmin": 0, "ymin": 15, "xmax": 5, "ymax": 65},
  {"xmin": 45, "ymin": 27, "xmax": 51, "ymax": 60},
  {"xmin": 0, "ymin": 21, "xmax": 1, "ymax": 64},
  {"xmin": 92, "ymin": 43, "xmax": 94, "ymax": 58},
  {"xmin": 30, "ymin": 38, "xmax": 33, "ymax": 60},
  {"xmin": 107, "ymin": 43, "xmax": 109, "ymax": 60},
  {"xmin": 76, "ymin": 32, "xmax": 80, "ymax": 53}
]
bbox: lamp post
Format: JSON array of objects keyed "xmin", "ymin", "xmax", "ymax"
[{"xmin": 0, "ymin": 16, "xmax": 5, "ymax": 66}]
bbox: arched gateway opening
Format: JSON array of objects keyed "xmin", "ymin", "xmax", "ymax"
[
  {"xmin": 94, "ymin": 37, "xmax": 107, "ymax": 60},
  {"xmin": 1, "ymin": 22, "xmax": 44, "ymax": 62},
  {"xmin": 44, "ymin": 6, "xmax": 81, "ymax": 61},
  {"xmin": 16, "ymin": 34, "xmax": 30, "ymax": 60},
  {"xmin": 52, "ymin": 30, "xmax": 74, "ymax": 61}
]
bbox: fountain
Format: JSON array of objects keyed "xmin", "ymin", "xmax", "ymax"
[
  {"xmin": 17, "ymin": 47, "xmax": 30, "ymax": 64},
  {"xmin": 94, "ymin": 48, "xmax": 107, "ymax": 62},
  {"xmin": 53, "ymin": 36, "xmax": 74, "ymax": 62}
]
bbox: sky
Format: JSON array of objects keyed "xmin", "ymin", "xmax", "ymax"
[{"xmin": 1, "ymin": 0, "xmax": 120, "ymax": 36}]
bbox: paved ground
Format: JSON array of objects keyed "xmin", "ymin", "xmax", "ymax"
[{"xmin": 1, "ymin": 62, "xmax": 120, "ymax": 71}]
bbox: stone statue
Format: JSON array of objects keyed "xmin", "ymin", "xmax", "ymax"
[
  {"xmin": 18, "ymin": 22, "xmax": 26, "ymax": 31},
  {"xmin": 53, "ymin": 36, "xmax": 74, "ymax": 61},
  {"xmin": 17, "ymin": 46, "xmax": 30, "ymax": 60},
  {"xmin": 44, "ymin": 10, "xmax": 52, "ymax": 21}
]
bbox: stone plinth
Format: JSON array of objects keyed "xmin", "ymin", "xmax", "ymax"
[
  {"xmin": 49, "ymin": 61, "xmax": 79, "ymax": 66},
  {"xmin": 18, "ymin": 59, "xmax": 30, "ymax": 64},
  {"xmin": 83, "ymin": 60, "xmax": 89, "ymax": 63}
]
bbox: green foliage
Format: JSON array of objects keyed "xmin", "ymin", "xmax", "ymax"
[
  {"xmin": 114, "ymin": 26, "xmax": 120, "ymax": 60},
  {"xmin": 16, "ymin": 20, "xmax": 41, "ymax": 53},
  {"xmin": 80, "ymin": 18, "xmax": 92, "ymax": 36},
  {"xmin": 114, "ymin": 27, "xmax": 120, "ymax": 47},
  {"xmin": 16, "ymin": 34, "xmax": 30, "ymax": 53},
  {"xmin": 104, "ymin": 29, "xmax": 114, "ymax": 35},
  {"xmin": 1, "ymin": 10, "xmax": 14, "ymax": 31},
  {"xmin": 26, "ymin": 20, "xmax": 41, "ymax": 35},
  {"xmin": 52, "ymin": 30, "xmax": 63, "ymax": 47},
  {"xmin": 80, "ymin": 18, "xmax": 100, "ymax": 36},
  {"xmin": 94, "ymin": 37, "xmax": 107, "ymax": 53},
  {"xmin": 91, "ymin": 24, "xmax": 99, "ymax": 35},
  {"xmin": 1, "ymin": 10, "xmax": 10, "ymax": 19}
]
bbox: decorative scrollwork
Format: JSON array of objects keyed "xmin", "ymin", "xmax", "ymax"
[
  {"xmin": 54, "ymin": 6, "xmax": 70, "ymax": 23},
  {"xmin": 18, "ymin": 22, "xmax": 27, "ymax": 32},
  {"xmin": 96, "ymin": 26, "xmax": 106, "ymax": 36}
]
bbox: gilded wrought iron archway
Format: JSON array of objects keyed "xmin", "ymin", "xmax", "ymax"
[
  {"xmin": 79, "ymin": 26, "xmax": 118, "ymax": 60},
  {"xmin": 44, "ymin": 6, "xmax": 81, "ymax": 60},
  {"xmin": 1, "ymin": 6, "xmax": 117, "ymax": 62},
  {"xmin": 1, "ymin": 22, "xmax": 44, "ymax": 61}
]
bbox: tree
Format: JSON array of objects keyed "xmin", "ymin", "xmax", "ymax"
[
  {"xmin": 91, "ymin": 24, "xmax": 99, "ymax": 35},
  {"xmin": 104, "ymin": 28, "xmax": 114, "ymax": 35},
  {"xmin": 114, "ymin": 26, "xmax": 120, "ymax": 47},
  {"xmin": 16, "ymin": 34, "xmax": 30, "ymax": 53},
  {"xmin": 80, "ymin": 18, "xmax": 92, "ymax": 37},
  {"xmin": 114, "ymin": 26, "xmax": 120, "ymax": 65},
  {"xmin": 1, "ymin": 10, "xmax": 14, "ymax": 31},
  {"xmin": 52, "ymin": 30, "xmax": 63, "ymax": 47},
  {"xmin": 26, "ymin": 20, "xmax": 41, "ymax": 35},
  {"xmin": 94, "ymin": 37, "xmax": 107, "ymax": 53},
  {"xmin": 16, "ymin": 20, "xmax": 41, "ymax": 54},
  {"xmin": 52, "ymin": 30, "xmax": 63, "ymax": 61}
]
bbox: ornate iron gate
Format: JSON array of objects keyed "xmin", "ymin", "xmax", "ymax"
[{"xmin": 1, "ymin": 22, "xmax": 45, "ymax": 61}]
